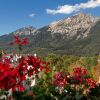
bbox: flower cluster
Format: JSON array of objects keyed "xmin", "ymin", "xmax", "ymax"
[
  {"xmin": 86, "ymin": 78, "xmax": 96, "ymax": 88},
  {"xmin": 71, "ymin": 67, "xmax": 88, "ymax": 84},
  {"xmin": 14, "ymin": 36, "xmax": 29, "ymax": 45},
  {"xmin": 53, "ymin": 67, "xmax": 96, "ymax": 89},
  {"xmin": 0, "ymin": 60, "xmax": 25, "ymax": 92},
  {"xmin": 19, "ymin": 55, "xmax": 49, "ymax": 76},
  {"xmin": 0, "ymin": 55, "xmax": 49, "ymax": 93},
  {"xmin": 53, "ymin": 72, "xmax": 67, "ymax": 87},
  {"xmin": 73, "ymin": 67, "xmax": 88, "ymax": 76},
  {"xmin": 9, "ymin": 36, "xmax": 29, "ymax": 51}
]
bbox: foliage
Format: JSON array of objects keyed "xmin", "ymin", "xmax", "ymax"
[{"xmin": 0, "ymin": 36, "xmax": 100, "ymax": 100}]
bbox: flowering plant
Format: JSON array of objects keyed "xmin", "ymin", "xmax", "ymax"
[
  {"xmin": 9, "ymin": 36, "xmax": 29, "ymax": 51},
  {"xmin": 0, "ymin": 35, "xmax": 99, "ymax": 100}
]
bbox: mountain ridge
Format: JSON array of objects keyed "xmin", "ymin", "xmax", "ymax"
[{"xmin": 0, "ymin": 13, "xmax": 100, "ymax": 56}]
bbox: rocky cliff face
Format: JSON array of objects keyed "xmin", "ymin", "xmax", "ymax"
[{"xmin": 48, "ymin": 13, "xmax": 99, "ymax": 39}]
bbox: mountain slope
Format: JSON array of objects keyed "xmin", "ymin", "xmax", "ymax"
[{"xmin": 0, "ymin": 13, "xmax": 100, "ymax": 56}]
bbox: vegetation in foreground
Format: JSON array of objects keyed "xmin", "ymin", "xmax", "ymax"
[{"xmin": 0, "ymin": 36, "xmax": 100, "ymax": 100}]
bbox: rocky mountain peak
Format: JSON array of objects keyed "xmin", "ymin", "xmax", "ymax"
[
  {"xmin": 48, "ymin": 13, "xmax": 99, "ymax": 39},
  {"xmin": 73, "ymin": 13, "xmax": 91, "ymax": 18},
  {"xmin": 71, "ymin": 13, "xmax": 99, "ymax": 22},
  {"xmin": 14, "ymin": 25, "xmax": 37, "ymax": 36}
]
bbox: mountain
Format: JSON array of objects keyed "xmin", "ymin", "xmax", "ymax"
[
  {"xmin": 0, "ymin": 13, "xmax": 100, "ymax": 56},
  {"xmin": 14, "ymin": 26, "xmax": 37, "ymax": 36},
  {"xmin": 48, "ymin": 13, "xmax": 99, "ymax": 39}
]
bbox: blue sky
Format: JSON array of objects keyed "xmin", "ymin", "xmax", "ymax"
[{"xmin": 0, "ymin": 0, "xmax": 100, "ymax": 35}]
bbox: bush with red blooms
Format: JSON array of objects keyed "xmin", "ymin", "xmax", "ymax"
[
  {"xmin": 53, "ymin": 67, "xmax": 96, "ymax": 88},
  {"xmin": 0, "ymin": 54, "xmax": 49, "ymax": 100},
  {"xmin": 86, "ymin": 78, "xmax": 96, "ymax": 88},
  {"xmin": 71, "ymin": 67, "xmax": 88, "ymax": 84},
  {"xmin": 50, "ymin": 67, "xmax": 98, "ymax": 100},
  {"xmin": 0, "ymin": 35, "xmax": 99, "ymax": 100},
  {"xmin": 53, "ymin": 72, "xmax": 67, "ymax": 87},
  {"xmin": 71, "ymin": 67, "xmax": 96, "ymax": 88},
  {"xmin": 0, "ymin": 56, "xmax": 99, "ymax": 100}
]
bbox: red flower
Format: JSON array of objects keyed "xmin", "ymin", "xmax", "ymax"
[
  {"xmin": 86, "ymin": 78, "xmax": 96, "ymax": 88},
  {"xmin": 45, "ymin": 68, "xmax": 50, "ymax": 73},
  {"xmin": 0, "ymin": 58, "xmax": 26, "ymax": 92},
  {"xmin": 0, "ymin": 53, "xmax": 49, "ymax": 95},
  {"xmin": 83, "ymin": 68, "xmax": 88, "ymax": 75},
  {"xmin": 21, "ymin": 38, "xmax": 29, "ymax": 45},
  {"xmin": 39, "ymin": 66, "xmax": 45, "ymax": 71},
  {"xmin": 53, "ymin": 72, "xmax": 67, "ymax": 87},
  {"xmin": 72, "ymin": 67, "xmax": 88, "ymax": 84},
  {"xmin": 14, "ymin": 36, "xmax": 21, "ymax": 44},
  {"xmin": 9, "ymin": 36, "xmax": 29, "ymax": 48},
  {"xmin": 14, "ymin": 36, "xmax": 19, "ymax": 40},
  {"xmin": 18, "ymin": 85, "xmax": 25, "ymax": 92}
]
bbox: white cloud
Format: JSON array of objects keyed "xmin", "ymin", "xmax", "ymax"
[
  {"xmin": 46, "ymin": 0, "xmax": 100, "ymax": 15},
  {"xmin": 29, "ymin": 13, "xmax": 35, "ymax": 17}
]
